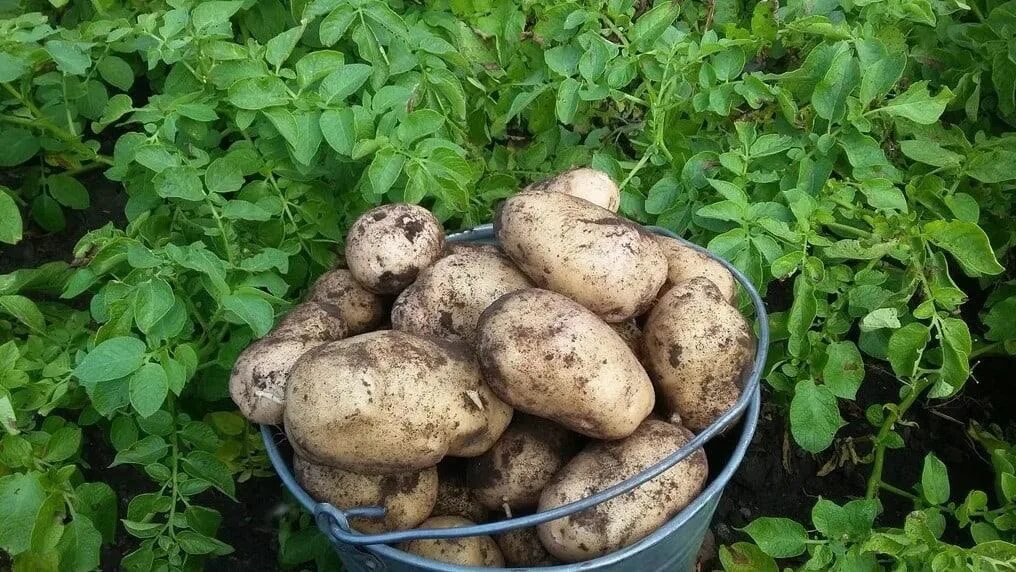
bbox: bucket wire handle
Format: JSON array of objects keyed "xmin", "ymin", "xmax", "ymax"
[{"xmin": 267, "ymin": 224, "xmax": 769, "ymax": 547}]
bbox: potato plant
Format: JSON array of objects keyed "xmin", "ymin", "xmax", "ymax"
[{"xmin": 0, "ymin": 0, "xmax": 1011, "ymax": 570}]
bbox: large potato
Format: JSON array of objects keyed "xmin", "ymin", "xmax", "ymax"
[
  {"xmin": 523, "ymin": 167, "xmax": 620, "ymax": 212},
  {"xmin": 495, "ymin": 191, "xmax": 666, "ymax": 322},
  {"xmin": 643, "ymin": 278, "xmax": 755, "ymax": 431},
  {"xmin": 345, "ymin": 203, "xmax": 445, "ymax": 294},
  {"xmin": 229, "ymin": 337, "xmax": 321, "ymax": 425},
  {"xmin": 432, "ymin": 461, "xmax": 490, "ymax": 523},
  {"xmin": 307, "ymin": 268, "xmax": 387, "ymax": 334},
  {"xmin": 284, "ymin": 331, "xmax": 512, "ymax": 473},
  {"xmin": 391, "ymin": 249, "xmax": 532, "ymax": 344},
  {"xmin": 476, "ymin": 288, "xmax": 654, "ymax": 439},
  {"xmin": 656, "ymin": 236, "xmax": 737, "ymax": 304},
  {"xmin": 466, "ymin": 414, "xmax": 581, "ymax": 511},
  {"xmin": 537, "ymin": 420, "xmax": 708, "ymax": 562},
  {"xmin": 399, "ymin": 516, "xmax": 504, "ymax": 567},
  {"xmin": 496, "ymin": 527, "xmax": 558, "ymax": 567},
  {"xmin": 294, "ymin": 455, "xmax": 437, "ymax": 534},
  {"xmin": 610, "ymin": 319, "xmax": 643, "ymax": 357},
  {"xmin": 272, "ymin": 302, "xmax": 349, "ymax": 343}
]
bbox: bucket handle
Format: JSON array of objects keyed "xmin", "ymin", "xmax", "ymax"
[{"xmin": 285, "ymin": 224, "xmax": 770, "ymax": 546}]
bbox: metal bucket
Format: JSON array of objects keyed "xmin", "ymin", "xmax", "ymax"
[{"xmin": 262, "ymin": 224, "xmax": 768, "ymax": 572}]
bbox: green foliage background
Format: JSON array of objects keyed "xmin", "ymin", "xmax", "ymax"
[{"xmin": 0, "ymin": 0, "xmax": 1014, "ymax": 569}]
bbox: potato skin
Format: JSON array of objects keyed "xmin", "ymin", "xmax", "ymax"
[
  {"xmin": 610, "ymin": 319, "xmax": 643, "ymax": 357},
  {"xmin": 476, "ymin": 288, "xmax": 655, "ymax": 439},
  {"xmin": 496, "ymin": 527, "xmax": 558, "ymax": 567},
  {"xmin": 643, "ymin": 278, "xmax": 755, "ymax": 432},
  {"xmin": 307, "ymin": 268, "xmax": 387, "ymax": 334},
  {"xmin": 399, "ymin": 516, "xmax": 504, "ymax": 567},
  {"xmin": 523, "ymin": 168, "xmax": 620, "ymax": 212},
  {"xmin": 432, "ymin": 460, "xmax": 490, "ymax": 523},
  {"xmin": 656, "ymin": 236, "xmax": 737, "ymax": 304},
  {"xmin": 229, "ymin": 337, "xmax": 321, "ymax": 425},
  {"xmin": 466, "ymin": 414, "xmax": 582, "ymax": 511},
  {"xmin": 284, "ymin": 331, "xmax": 512, "ymax": 473},
  {"xmin": 391, "ymin": 249, "xmax": 532, "ymax": 344},
  {"xmin": 271, "ymin": 302, "xmax": 349, "ymax": 343},
  {"xmin": 495, "ymin": 191, "xmax": 666, "ymax": 322},
  {"xmin": 537, "ymin": 420, "xmax": 708, "ymax": 562},
  {"xmin": 345, "ymin": 204, "xmax": 445, "ymax": 294},
  {"xmin": 294, "ymin": 455, "xmax": 437, "ymax": 534}
]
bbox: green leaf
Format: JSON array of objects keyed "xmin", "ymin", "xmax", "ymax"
[
  {"xmin": 545, "ymin": 45, "xmax": 580, "ymax": 77},
  {"xmin": 0, "ymin": 295, "xmax": 44, "ymax": 332},
  {"xmin": 74, "ymin": 483, "xmax": 116, "ymax": 544},
  {"xmin": 319, "ymin": 64, "xmax": 372, "ymax": 104},
  {"xmin": 742, "ymin": 517, "xmax": 808, "ymax": 558},
  {"xmin": 899, "ymin": 140, "xmax": 963, "ymax": 168},
  {"xmin": 857, "ymin": 40, "xmax": 905, "ymax": 107},
  {"xmin": 631, "ymin": 3, "xmax": 681, "ymax": 48},
  {"xmin": 97, "ymin": 56, "xmax": 134, "ymax": 91},
  {"xmin": 181, "ymin": 451, "xmax": 236, "ymax": 499},
  {"xmin": 32, "ymin": 194, "xmax": 65, "ymax": 232},
  {"xmin": 985, "ymin": 296, "xmax": 1016, "ymax": 343},
  {"xmin": 177, "ymin": 530, "xmax": 234, "ymax": 556},
  {"xmin": 787, "ymin": 277, "xmax": 817, "ymax": 357},
  {"xmin": 47, "ymin": 175, "xmax": 89, "ymax": 210},
  {"xmin": 823, "ymin": 341, "xmax": 864, "ymax": 400},
  {"xmin": 154, "ymin": 166, "xmax": 205, "ymax": 201},
  {"xmin": 0, "ymin": 128, "xmax": 40, "ymax": 167},
  {"xmin": 871, "ymin": 81, "xmax": 953, "ymax": 124},
  {"xmin": 578, "ymin": 37, "xmax": 610, "ymax": 82},
  {"xmin": 966, "ymin": 147, "xmax": 1016, "ymax": 183},
  {"xmin": 555, "ymin": 77, "xmax": 581, "ymax": 125},
  {"xmin": 0, "ymin": 471, "xmax": 46, "ymax": 554},
  {"xmin": 812, "ymin": 42, "xmax": 857, "ymax": 122},
  {"xmin": 397, "ymin": 109, "xmax": 445, "ymax": 145},
  {"xmin": 205, "ymin": 157, "xmax": 244, "ymax": 194},
  {"xmin": 0, "ymin": 190, "xmax": 22, "ymax": 244},
  {"xmin": 319, "ymin": 6, "xmax": 356, "ymax": 45},
  {"xmin": 56, "ymin": 515, "xmax": 101, "ymax": 572},
  {"xmin": 860, "ymin": 308, "xmax": 900, "ymax": 331},
  {"xmin": 45, "ymin": 40, "xmax": 91, "ymax": 75},
  {"xmin": 266, "ymin": 27, "xmax": 303, "ymax": 69},
  {"xmin": 129, "ymin": 363, "xmax": 169, "ymax": 418},
  {"xmin": 222, "ymin": 199, "xmax": 271, "ymax": 221},
  {"xmin": 888, "ymin": 323, "xmax": 930, "ymax": 378},
  {"xmin": 192, "ymin": 1, "xmax": 243, "ymax": 31},
  {"xmin": 790, "ymin": 380, "xmax": 842, "ymax": 453},
  {"xmin": 924, "ymin": 220, "xmax": 1003, "ymax": 276},
  {"xmin": 858, "ymin": 179, "xmax": 907, "ymax": 212},
  {"xmin": 320, "ymin": 108, "xmax": 356, "ymax": 155},
  {"xmin": 367, "ymin": 147, "xmax": 406, "ymax": 197},
  {"xmin": 940, "ymin": 317, "xmax": 971, "ymax": 389},
  {"xmin": 0, "ymin": 53, "xmax": 29, "ymax": 82},
  {"xmin": 921, "ymin": 454, "xmax": 950, "ymax": 505},
  {"xmin": 719, "ymin": 543, "xmax": 778, "ymax": 572},
  {"xmin": 227, "ymin": 76, "xmax": 289, "ymax": 110},
  {"xmin": 222, "ymin": 290, "xmax": 274, "ymax": 337},
  {"xmin": 73, "ymin": 336, "xmax": 147, "ymax": 385},
  {"xmin": 110, "ymin": 435, "xmax": 167, "ymax": 466},
  {"xmin": 295, "ymin": 51, "xmax": 345, "ymax": 90},
  {"xmin": 43, "ymin": 426, "xmax": 81, "ymax": 462},
  {"xmin": 133, "ymin": 278, "xmax": 175, "ymax": 334}
]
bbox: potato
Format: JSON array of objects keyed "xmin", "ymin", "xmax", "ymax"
[
  {"xmin": 643, "ymin": 278, "xmax": 755, "ymax": 431},
  {"xmin": 271, "ymin": 302, "xmax": 349, "ymax": 343},
  {"xmin": 537, "ymin": 420, "xmax": 708, "ymax": 562},
  {"xmin": 523, "ymin": 167, "xmax": 620, "ymax": 212},
  {"xmin": 466, "ymin": 414, "xmax": 581, "ymax": 511},
  {"xmin": 284, "ymin": 330, "xmax": 512, "ymax": 473},
  {"xmin": 391, "ymin": 249, "xmax": 532, "ymax": 344},
  {"xmin": 496, "ymin": 527, "xmax": 558, "ymax": 567},
  {"xmin": 610, "ymin": 319, "xmax": 643, "ymax": 356},
  {"xmin": 229, "ymin": 337, "xmax": 321, "ymax": 425},
  {"xmin": 345, "ymin": 203, "xmax": 445, "ymax": 294},
  {"xmin": 495, "ymin": 191, "xmax": 666, "ymax": 322},
  {"xmin": 294, "ymin": 455, "xmax": 437, "ymax": 534},
  {"xmin": 476, "ymin": 288, "xmax": 655, "ymax": 439},
  {"xmin": 432, "ymin": 460, "xmax": 490, "ymax": 523},
  {"xmin": 307, "ymin": 268, "xmax": 387, "ymax": 334},
  {"xmin": 399, "ymin": 516, "xmax": 504, "ymax": 567},
  {"xmin": 443, "ymin": 242, "xmax": 502, "ymax": 257},
  {"xmin": 656, "ymin": 236, "xmax": 737, "ymax": 304}
]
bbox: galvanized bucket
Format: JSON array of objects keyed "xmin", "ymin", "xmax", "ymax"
[{"xmin": 262, "ymin": 224, "xmax": 768, "ymax": 572}]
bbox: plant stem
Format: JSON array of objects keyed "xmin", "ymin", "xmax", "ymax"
[
  {"xmin": 1, "ymin": 83, "xmax": 114, "ymax": 165},
  {"xmin": 824, "ymin": 221, "xmax": 873, "ymax": 239},
  {"xmin": 970, "ymin": 341, "xmax": 1004, "ymax": 360},
  {"xmin": 880, "ymin": 482, "xmax": 920, "ymax": 502},
  {"xmin": 866, "ymin": 377, "xmax": 934, "ymax": 498}
]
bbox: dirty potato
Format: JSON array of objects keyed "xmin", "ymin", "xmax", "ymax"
[
  {"xmin": 656, "ymin": 236, "xmax": 737, "ymax": 304},
  {"xmin": 229, "ymin": 337, "xmax": 321, "ymax": 425},
  {"xmin": 537, "ymin": 420, "xmax": 708, "ymax": 562},
  {"xmin": 294, "ymin": 455, "xmax": 437, "ymax": 533},
  {"xmin": 466, "ymin": 414, "xmax": 582, "ymax": 511},
  {"xmin": 432, "ymin": 460, "xmax": 490, "ymax": 523},
  {"xmin": 610, "ymin": 319, "xmax": 643, "ymax": 357},
  {"xmin": 643, "ymin": 278, "xmax": 755, "ymax": 432},
  {"xmin": 271, "ymin": 302, "xmax": 349, "ymax": 343},
  {"xmin": 345, "ymin": 203, "xmax": 445, "ymax": 294},
  {"xmin": 284, "ymin": 331, "xmax": 512, "ymax": 473},
  {"xmin": 495, "ymin": 191, "xmax": 666, "ymax": 322},
  {"xmin": 476, "ymin": 288, "xmax": 654, "ymax": 439},
  {"xmin": 523, "ymin": 167, "xmax": 620, "ymax": 212},
  {"xmin": 307, "ymin": 268, "xmax": 387, "ymax": 334},
  {"xmin": 392, "ymin": 249, "xmax": 532, "ymax": 344},
  {"xmin": 399, "ymin": 516, "xmax": 504, "ymax": 567},
  {"xmin": 496, "ymin": 526, "xmax": 558, "ymax": 567}
]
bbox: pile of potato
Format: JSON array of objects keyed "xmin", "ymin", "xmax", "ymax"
[{"xmin": 230, "ymin": 168, "xmax": 755, "ymax": 567}]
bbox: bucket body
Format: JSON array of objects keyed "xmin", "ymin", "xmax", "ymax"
[{"xmin": 262, "ymin": 224, "xmax": 767, "ymax": 572}]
